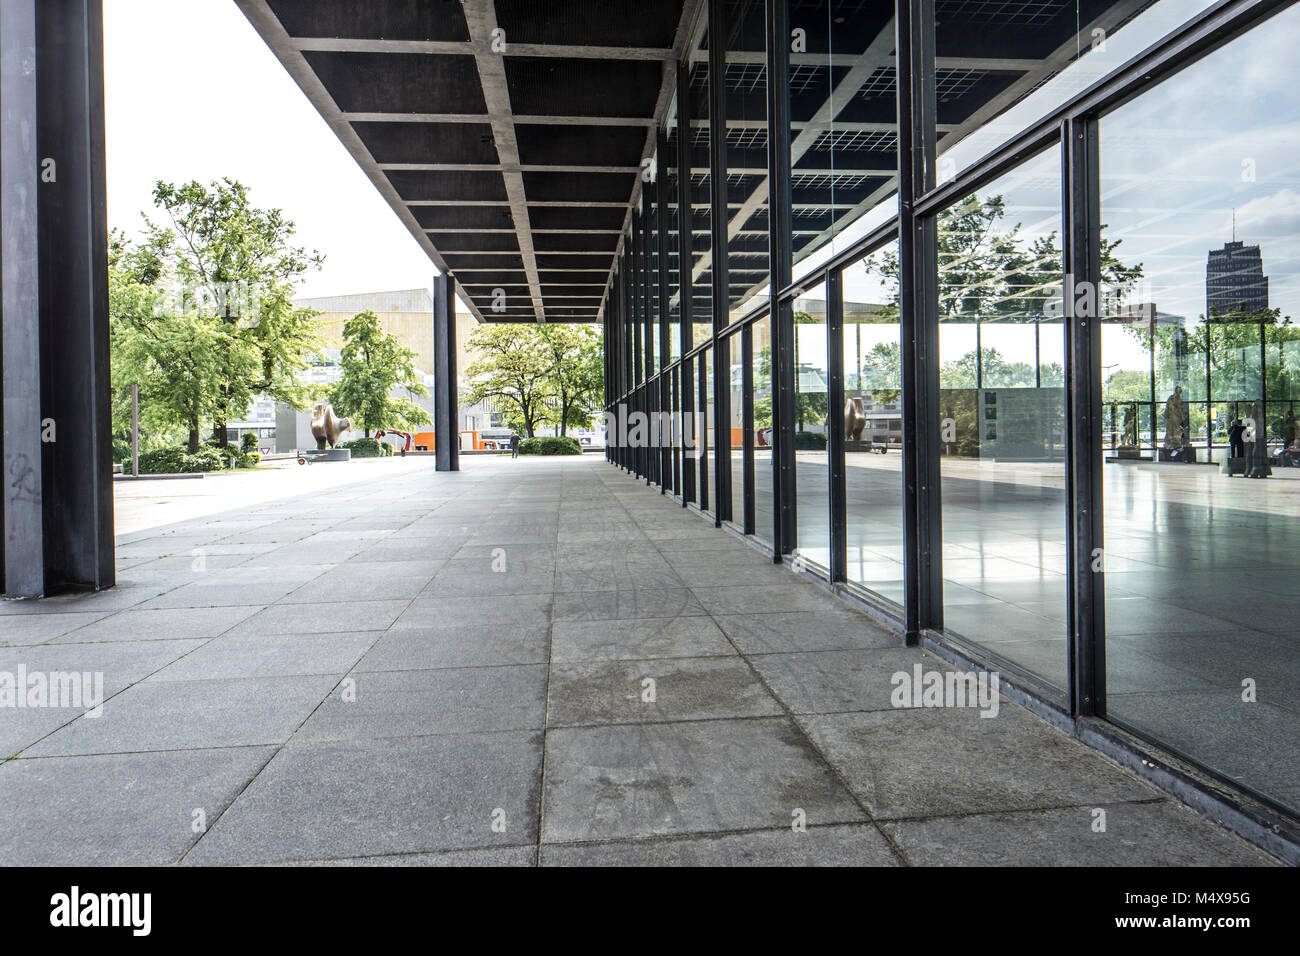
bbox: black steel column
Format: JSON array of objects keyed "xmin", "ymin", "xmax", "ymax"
[
  {"xmin": 1, "ymin": 0, "xmax": 44, "ymax": 597},
  {"xmin": 657, "ymin": 128, "xmax": 672, "ymax": 493},
  {"xmin": 767, "ymin": 0, "xmax": 795, "ymax": 556},
  {"xmin": 433, "ymin": 272, "xmax": 459, "ymax": 472},
  {"xmin": 3, "ymin": 0, "xmax": 114, "ymax": 598},
  {"xmin": 898, "ymin": 0, "xmax": 940, "ymax": 643},
  {"xmin": 1064, "ymin": 116, "xmax": 1105, "ymax": 718},
  {"xmin": 708, "ymin": 0, "xmax": 732, "ymax": 525},
  {"xmin": 827, "ymin": 268, "xmax": 847, "ymax": 582}
]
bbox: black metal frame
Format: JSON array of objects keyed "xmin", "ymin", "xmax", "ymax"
[{"xmin": 433, "ymin": 272, "xmax": 459, "ymax": 473}]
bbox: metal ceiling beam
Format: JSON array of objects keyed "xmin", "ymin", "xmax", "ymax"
[
  {"xmin": 291, "ymin": 37, "xmax": 677, "ymax": 61},
  {"xmin": 461, "ymin": 0, "xmax": 544, "ymax": 322}
]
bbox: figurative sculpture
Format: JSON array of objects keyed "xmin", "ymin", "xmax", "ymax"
[
  {"xmin": 1163, "ymin": 386, "xmax": 1186, "ymax": 450},
  {"xmin": 311, "ymin": 402, "xmax": 351, "ymax": 450},
  {"xmin": 845, "ymin": 396, "xmax": 867, "ymax": 441}
]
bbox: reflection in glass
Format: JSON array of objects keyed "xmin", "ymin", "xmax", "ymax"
[
  {"xmin": 794, "ymin": 281, "xmax": 830, "ymax": 569},
  {"xmin": 752, "ymin": 315, "xmax": 774, "ymax": 544},
  {"xmin": 689, "ymin": 34, "xmax": 713, "ymax": 346},
  {"xmin": 787, "ymin": 2, "xmax": 898, "ymax": 271},
  {"xmin": 701, "ymin": 346, "xmax": 714, "ymax": 515},
  {"xmin": 728, "ymin": 331, "xmax": 745, "ymax": 530},
  {"xmin": 844, "ymin": 242, "xmax": 904, "ymax": 608},
  {"xmin": 933, "ymin": 0, "xmax": 1217, "ymax": 184},
  {"xmin": 723, "ymin": 0, "xmax": 769, "ymax": 322},
  {"xmin": 665, "ymin": 96, "xmax": 682, "ymax": 365},
  {"xmin": 1098, "ymin": 6, "xmax": 1300, "ymax": 815},
  {"xmin": 935, "ymin": 148, "xmax": 1067, "ymax": 693}
]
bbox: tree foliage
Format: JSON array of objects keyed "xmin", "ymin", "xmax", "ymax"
[
  {"xmin": 115, "ymin": 179, "xmax": 323, "ymax": 449},
  {"xmin": 462, "ymin": 323, "xmax": 605, "ymax": 438},
  {"xmin": 328, "ymin": 310, "xmax": 431, "ymax": 437}
]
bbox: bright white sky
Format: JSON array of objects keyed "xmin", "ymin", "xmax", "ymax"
[{"xmin": 103, "ymin": 0, "xmax": 442, "ymax": 302}]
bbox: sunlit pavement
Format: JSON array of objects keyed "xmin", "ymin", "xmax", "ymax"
[{"xmin": 0, "ymin": 455, "xmax": 1276, "ymax": 865}]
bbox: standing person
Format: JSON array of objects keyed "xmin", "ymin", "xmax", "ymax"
[
  {"xmin": 509, "ymin": 432, "xmax": 521, "ymax": 459},
  {"xmin": 1228, "ymin": 417, "xmax": 1246, "ymax": 460}
]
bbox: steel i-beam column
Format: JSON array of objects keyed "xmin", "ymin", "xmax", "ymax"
[
  {"xmin": 2, "ymin": 0, "xmax": 114, "ymax": 598},
  {"xmin": 433, "ymin": 272, "xmax": 459, "ymax": 472},
  {"xmin": 898, "ymin": 0, "xmax": 941, "ymax": 643},
  {"xmin": 827, "ymin": 268, "xmax": 847, "ymax": 583},
  {"xmin": 1064, "ymin": 116, "xmax": 1105, "ymax": 718},
  {"xmin": 1, "ymin": 0, "xmax": 44, "ymax": 597},
  {"xmin": 708, "ymin": 0, "xmax": 731, "ymax": 526},
  {"xmin": 767, "ymin": 0, "xmax": 795, "ymax": 556}
]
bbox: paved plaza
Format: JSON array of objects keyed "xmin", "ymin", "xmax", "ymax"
[{"xmin": 0, "ymin": 455, "xmax": 1277, "ymax": 865}]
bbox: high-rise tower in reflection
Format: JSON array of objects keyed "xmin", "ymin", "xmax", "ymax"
[{"xmin": 1206, "ymin": 240, "xmax": 1269, "ymax": 318}]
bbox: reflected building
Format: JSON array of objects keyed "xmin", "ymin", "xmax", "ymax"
[{"xmin": 1207, "ymin": 239, "xmax": 1269, "ymax": 317}]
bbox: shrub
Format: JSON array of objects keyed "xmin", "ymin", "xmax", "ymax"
[
  {"xmin": 518, "ymin": 436, "xmax": 582, "ymax": 456},
  {"xmin": 138, "ymin": 446, "xmax": 226, "ymax": 474},
  {"xmin": 793, "ymin": 431, "xmax": 827, "ymax": 450},
  {"xmin": 238, "ymin": 451, "xmax": 262, "ymax": 468},
  {"xmin": 240, "ymin": 431, "xmax": 258, "ymax": 453},
  {"xmin": 340, "ymin": 437, "xmax": 392, "ymax": 458}
]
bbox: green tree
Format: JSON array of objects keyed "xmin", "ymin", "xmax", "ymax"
[
  {"xmin": 110, "ymin": 230, "xmax": 230, "ymax": 453},
  {"xmin": 329, "ymin": 310, "xmax": 431, "ymax": 437},
  {"xmin": 134, "ymin": 179, "xmax": 323, "ymax": 448},
  {"xmin": 538, "ymin": 324, "xmax": 604, "ymax": 437},
  {"xmin": 462, "ymin": 324, "xmax": 554, "ymax": 438}
]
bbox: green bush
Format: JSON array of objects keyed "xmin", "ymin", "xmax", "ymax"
[
  {"xmin": 138, "ymin": 446, "xmax": 226, "ymax": 474},
  {"xmin": 340, "ymin": 437, "xmax": 393, "ymax": 458},
  {"xmin": 240, "ymin": 431, "xmax": 258, "ymax": 453},
  {"xmin": 239, "ymin": 451, "xmax": 262, "ymax": 468},
  {"xmin": 518, "ymin": 436, "xmax": 582, "ymax": 456},
  {"xmin": 793, "ymin": 431, "xmax": 828, "ymax": 450}
]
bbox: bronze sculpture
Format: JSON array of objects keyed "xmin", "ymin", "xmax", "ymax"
[
  {"xmin": 310, "ymin": 402, "xmax": 351, "ymax": 450},
  {"xmin": 845, "ymin": 396, "xmax": 867, "ymax": 441},
  {"xmin": 1163, "ymin": 386, "xmax": 1186, "ymax": 450}
]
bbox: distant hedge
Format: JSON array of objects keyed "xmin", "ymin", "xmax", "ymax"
[
  {"xmin": 138, "ymin": 442, "xmax": 257, "ymax": 474},
  {"xmin": 518, "ymin": 436, "xmax": 582, "ymax": 456},
  {"xmin": 339, "ymin": 437, "xmax": 393, "ymax": 458},
  {"xmin": 793, "ymin": 431, "xmax": 828, "ymax": 450}
]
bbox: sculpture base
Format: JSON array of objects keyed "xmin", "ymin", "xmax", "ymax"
[{"xmin": 302, "ymin": 448, "xmax": 351, "ymax": 462}]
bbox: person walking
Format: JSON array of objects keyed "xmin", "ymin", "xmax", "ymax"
[{"xmin": 509, "ymin": 432, "xmax": 521, "ymax": 459}]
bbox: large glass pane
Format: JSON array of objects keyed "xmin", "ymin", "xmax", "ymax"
[
  {"xmin": 689, "ymin": 30, "xmax": 714, "ymax": 344},
  {"xmin": 935, "ymin": 147, "xmax": 1066, "ymax": 694},
  {"xmin": 752, "ymin": 314, "xmax": 774, "ymax": 544},
  {"xmin": 788, "ymin": 1, "xmax": 899, "ymax": 272},
  {"xmin": 728, "ymin": 330, "xmax": 746, "ymax": 530},
  {"xmin": 665, "ymin": 96, "xmax": 683, "ymax": 364},
  {"xmin": 701, "ymin": 346, "xmax": 714, "ymax": 514},
  {"xmin": 793, "ymin": 281, "xmax": 830, "ymax": 570},
  {"xmin": 723, "ymin": 0, "xmax": 769, "ymax": 322},
  {"xmin": 933, "ymin": 1, "xmax": 1218, "ymax": 186},
  {"xmin": 1098, "ymin": 7, "xmax": 1300, "ymax": 815},
  {"xmin": 843, "ymin": 241, "xmax": 904, "ymax": 608},
  {"xmin": 682, "ymin": 356, "xmax": 696, "ymax": 504},
  {"xmin": 648, "ymin": 182, "xmax": 660, "ymax": 377}
]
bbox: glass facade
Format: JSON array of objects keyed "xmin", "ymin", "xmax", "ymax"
[
  {"xmin": 1097, "ymin": 4, "xmax": 1300, "ymax": 815},
  {"xmin": 602, "ymin": 0, "xmax": 1300, "ymax": 827},
  {"xmin": 935, "ymin": 148, "xmax": 1068, "ymax": 695}
]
